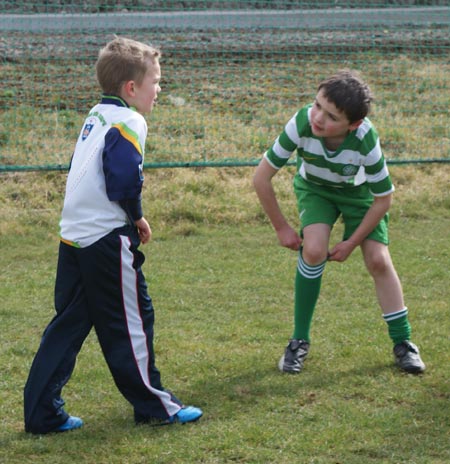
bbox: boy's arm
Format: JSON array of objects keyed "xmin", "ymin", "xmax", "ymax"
[
  {"xmin": 103, "ymin": 123, "xmax": 151, "ymax": 244},
  {"xmin": 328, "ymin": 193, "xmax": 392, "ymax": 262},
  {"xmin": 134, "ymin": 217, "xmax": 152, "ymax": 244},
  {"xmin": 253, "ymin": 157, "xmax": 302, "ymax": 251},
  {"xmin": 119, "ymin": 198, "xmax": 152, "ymax": 244}
]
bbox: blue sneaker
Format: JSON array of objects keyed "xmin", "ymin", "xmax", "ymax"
[
  {"xmin": 169, "ymin": 406, "xmax": 203, "ymax": 424},
  {"xmin": 56, "ymin": 416, "xmax": 84, "ymax": 432}
]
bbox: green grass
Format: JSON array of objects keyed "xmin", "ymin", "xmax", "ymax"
[{"xmin": 0, "ymin": 165, "xmax": 449, "ymax": 463}]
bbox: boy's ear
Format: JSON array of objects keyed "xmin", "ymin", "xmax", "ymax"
[
  {"xmin": 123, "ymin": 80, "xmax": 135, "ymax": 97},
  {"xmin": 349, "ymin": 119, "xmax": 363, "ymax": 131}
]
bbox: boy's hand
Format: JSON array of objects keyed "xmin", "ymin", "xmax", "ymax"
[
  {"xmin": 276, "ymin": 224, "xmax": 302, "ymax": 251},
  {"xmin": 135, "ymin": 217, "xmax": 152, "ymax": 244},
  {"xmin": 328, "ymin": 240, "xmax": 357, "ymax": 262}
]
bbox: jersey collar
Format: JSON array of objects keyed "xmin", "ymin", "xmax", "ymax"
[{"xmin": 101, "ymin": 94, "xmax": 130, "ymax": 108}]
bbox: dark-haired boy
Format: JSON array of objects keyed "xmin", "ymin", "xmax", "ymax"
[{"xmin": 253, "ymin": 69, "xmax": 425, "ymax": 375}]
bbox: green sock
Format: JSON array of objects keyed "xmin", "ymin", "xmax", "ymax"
[
  {"xmin": 292, "ymin": 253, "xmax": 326, "ymax": 342},
  {"xmin": 383, "ymin": 308, "xmax": 411, "ymax": 345}
]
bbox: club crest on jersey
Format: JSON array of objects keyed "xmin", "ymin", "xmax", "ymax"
[
  {"xmin": 81, "ymin": 118, "xmax": 96, "ymax": 141},
  {"xmin": 342, "ymin": 164, "xmax": 359, "ymax": 176}
]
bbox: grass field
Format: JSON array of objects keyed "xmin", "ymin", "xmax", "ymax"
[
  {"xmin": 0, "ymin": 163, "xmax": 449, "ymax": 463},
  {"xmin": 1, "ymin": 19, "xmax": 449, "ymax": 461}
]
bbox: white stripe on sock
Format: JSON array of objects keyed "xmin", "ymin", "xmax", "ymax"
[
  {"xmin": 383, "ymin": 307, "xmax": 408, "ymax": 322},
  {"xmin": 297, "ymin": 253, "xmax": 326, "ymax": 279}
]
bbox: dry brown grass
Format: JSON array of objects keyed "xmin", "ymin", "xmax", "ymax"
[{"xmin": 1, "ymin": 163, "xmax": 449, "ymax": 242}]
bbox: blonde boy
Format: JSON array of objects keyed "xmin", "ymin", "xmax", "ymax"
[{"xmin": 24, "ymin": 37, "xmax": 202, "ymax": 434}]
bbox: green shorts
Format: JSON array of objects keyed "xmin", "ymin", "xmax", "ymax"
[{"xmin": 294, "ymin": 176, "xmax": 389, "ymax": 245}]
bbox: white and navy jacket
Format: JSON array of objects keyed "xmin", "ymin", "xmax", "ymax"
[{"xmin": 60, "ymin": 95, "xmax": 146, "ymax": 248}]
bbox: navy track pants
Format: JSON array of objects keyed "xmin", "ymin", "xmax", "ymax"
[{"xmin": 24, "ymin": 226, "xmax": 182, "ymax": 434}]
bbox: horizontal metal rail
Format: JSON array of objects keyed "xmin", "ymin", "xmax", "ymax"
[{"xmin": 1, "ymin": 158, "xmax": 449, "ymax": 173}]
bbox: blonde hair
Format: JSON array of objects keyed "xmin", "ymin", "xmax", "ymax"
[{"xmin": 96, "ymin": 36, "xmax": 161, "ymax": 95}]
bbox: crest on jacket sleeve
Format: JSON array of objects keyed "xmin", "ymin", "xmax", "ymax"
[{"xmin": 82, "ymin": 117, "xmax": 96, "ymax": 141}]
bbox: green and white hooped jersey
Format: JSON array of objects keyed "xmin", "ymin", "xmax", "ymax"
[{"xmin": 264, "ymin": 105, "xmax": 394, "ymax": 196}]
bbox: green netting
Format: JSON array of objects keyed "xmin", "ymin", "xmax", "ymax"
[{"xmin": 1, "ymin": 1, "xmax": 449, "ymax": 172}]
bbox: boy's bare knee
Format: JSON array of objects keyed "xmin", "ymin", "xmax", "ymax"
[
  {"xmin": 302, "ymin": 247, "xmax": 328, "ymax": 266},
  {"xmin": 365, "ymin": 254, "xmax": 390, "ymax": 276}
]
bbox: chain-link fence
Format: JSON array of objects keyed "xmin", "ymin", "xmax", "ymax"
[{"xmin": 1, "ymin": 1, "xmax": 449, "ymax": 171}]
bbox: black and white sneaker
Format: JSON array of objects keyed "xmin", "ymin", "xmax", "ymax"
[
  {"xmin": 393, "ymin": 340, "xmax": 425, "ymax": 374},
  {"xmin": 278, "ymin": 339, "xmax": 310, "ymax": 374}
]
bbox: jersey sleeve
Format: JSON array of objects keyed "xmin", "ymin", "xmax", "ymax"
[
  {"xmin": 360, "ymin": 129, "xmax": 394, "ymax": 196},
  {"xmin": 264, "ymin": 107, "xmax": 310, "ymax": 169},
  {"xmin": 102, "ymin": 116, "xmax": 147, "ymax": 202},
  {"xmin": 119, "ymin": 197, "xmax": 143, "ymax": 222}
]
